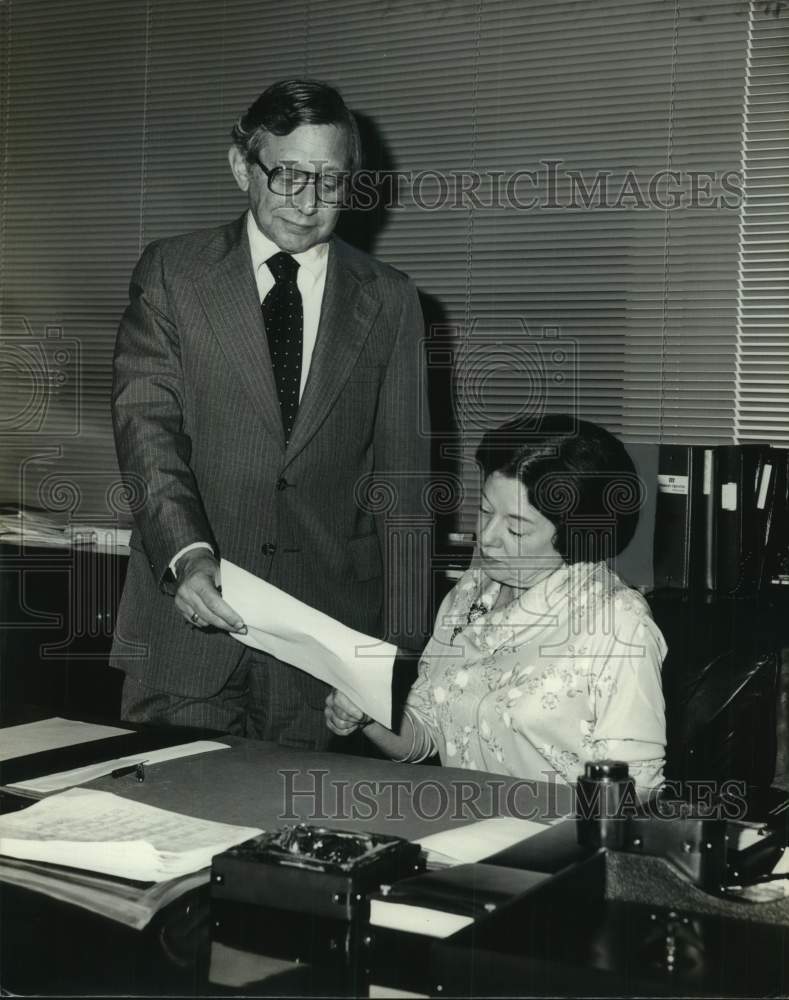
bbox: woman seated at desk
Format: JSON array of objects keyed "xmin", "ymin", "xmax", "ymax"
[{"xmin": 326, "ymin": 415, "xmax": 667, "ymax": 792}]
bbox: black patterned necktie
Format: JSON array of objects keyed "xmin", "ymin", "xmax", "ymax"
[{"xmin": 262, "ymin": 251, "xmax": 303, "ymax": 442}]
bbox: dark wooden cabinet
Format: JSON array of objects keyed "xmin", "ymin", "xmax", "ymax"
[{"xmin": 0, "ymin": 542, "xmax": 128, "ymax": 723}]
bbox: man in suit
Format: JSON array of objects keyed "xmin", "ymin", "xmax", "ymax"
[{"xmin": 110, "ymin": 79, "xmax": 430, "ymax": 749}]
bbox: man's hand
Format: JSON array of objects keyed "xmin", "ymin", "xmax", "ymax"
[
  {"xmin": 173, "ymin": 550, "xmax": 247, "ymax": 633},
  {"xmin": 324, "ymin": 689, "xmax": 371, "ymax": 736}
]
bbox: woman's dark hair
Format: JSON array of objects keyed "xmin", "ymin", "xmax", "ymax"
[
  {"xmin": 475, "ymin": 414, "xmax": 642, "ymax": 563},
  {"xmin": 231, "ymin": 79, "xmax": 362, "ymax": 171}
]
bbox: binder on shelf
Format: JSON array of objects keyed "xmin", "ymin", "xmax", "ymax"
[
  {"xmin": 713, "ymin": 444, "xmax": 772, "ymax": 597},
  {"xmin": 653, "ymin": 445, "xmax": 715, "ymax": 591},
  {"xmin": 766, "ymin": 447, "xmax": 789, "ymax": 588},
  {"xmin": 703, "ymin": 448, "xmax": 717, "ymax": 591},
  {"xmin": 754, "ymin": 448, "xmax": 779, "ymax": 591}
]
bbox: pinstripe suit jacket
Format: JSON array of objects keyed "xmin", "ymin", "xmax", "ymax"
[{"xmin": 110, "ymin": 214, "xmax": 430, "ymax": 698}]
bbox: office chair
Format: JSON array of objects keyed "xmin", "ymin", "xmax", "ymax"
[{"xmin": 647, "ymin": 592, "xmax": 783, "ymax": 818}]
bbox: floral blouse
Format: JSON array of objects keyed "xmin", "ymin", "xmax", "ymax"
[{"xmin": 404, "ymin": 561, "xmax": 667, "ymax": 791}]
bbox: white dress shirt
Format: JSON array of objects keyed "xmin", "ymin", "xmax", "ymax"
[
  {"xmin": 246, "ymin": 210, "xmax": 329, "ymax": 399},
  {"xmin": 170, "ymin": 211, "xmax": 330, "ymax": 577}
]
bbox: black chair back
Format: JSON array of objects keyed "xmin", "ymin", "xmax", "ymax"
[{"xmin": 647, "ymin": 593, "xmax": 779, "ymax": 794}]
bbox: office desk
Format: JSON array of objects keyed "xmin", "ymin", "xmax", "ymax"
[
  {"xmin": 4, "ymin": 734, "xmax": 789, "ymax": 998},
  {"xmin": 0, "ymin": 734, "xmax": 571, "ymax": 997}
]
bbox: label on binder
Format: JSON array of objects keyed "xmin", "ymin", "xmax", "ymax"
[
  {"xmin": 703, "ymin": 450, "xmax": 713, "ymax": 495},
  {"xmin": 657, "ymin": 474, "xmax": 689, "ymax": 495},
  {"xmin": 721, "ymin": 482, "xmax": 738, "ymax": 511},
  {"xmin": 757, "ymin": 464, "xmax": 773, "ymax": 510}
]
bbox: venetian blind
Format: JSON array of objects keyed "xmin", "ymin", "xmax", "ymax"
[
  {"xmin": 0, "ymin": 0, "xmax": 775, "ymax": 527},
  {"xmin": 737, "ymin": 3, "xmax": 789, "ymax": 445},
  {"xmin": 0, "ymin": 0, "xmax": 147, "ymax": 525}
]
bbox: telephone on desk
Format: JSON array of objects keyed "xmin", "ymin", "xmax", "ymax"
[{"xmin": 208, "ymin": 761, "xmax": 789, "ymax": 997}]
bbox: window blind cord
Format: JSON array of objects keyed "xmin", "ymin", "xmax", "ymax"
[
  {"xmin": 658, "ymin": 0, "xmax": 680, "ymax": 445},
  {"xmin": 460, "ymin": 0, "xmax": 484, "ymax": 444}
]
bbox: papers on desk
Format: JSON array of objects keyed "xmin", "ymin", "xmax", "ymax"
[
  {"xmin": 221, "ymin": 558, "xmax": 397, "ymax": 728},
  {"xmin": 0, "ymin": 717, "xmax": 133, "ymax": 763},
  {"xmin": 772, "ymin": 848, "xmax": 789, "ymax": 877},
  {"xmin": 0, "ymin": 787, "xmax": 262, "ymax": 882},
  {"xmin": 369, "ymin": 899, "xmax": 475, "ymax": 938},
  {"xmin": 369, "ymin": 862, "xmax": 549, "ymax": 940},
  {"xmin": 7, "ymin": 739, "xmax": 230, "ymax": 795},
  {"xmin": 0, "ymin": 511, "xmax": 132, "ymax": 552},
  {"xmin": 416, "ymin": 816, "xmax": 549, "ymax": 867},
  {"xmin": 731, "ymin": 822, "xmax": 789, "ymax": 900},
  {"xmin": 369, "ymin": 818, "xmax": 554, "ymax": 945},
  {"xmin": 0, "ymin": 856, "xmax": 210, "ymax": 930}
]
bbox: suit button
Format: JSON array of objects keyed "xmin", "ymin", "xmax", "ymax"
[
  {"xmin": 276, "ymin": 477, "xmax": 288, "ymax": 491},
  {"xmin": 261, "ymin": 542, "xmax": 277, "ymax": 556}
]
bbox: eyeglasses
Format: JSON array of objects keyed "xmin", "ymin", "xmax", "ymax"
[{"xmin": 255, "ymin": 161, "xmax": 349, "ymax": 205}]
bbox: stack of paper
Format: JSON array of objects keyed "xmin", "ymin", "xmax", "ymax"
[
  {"xmin": 0, "ymin": 717, "xmax": 133, "ymax": 764},
  {"xmin": 416, "ymin": 816, "xmax": 550, "ymax": 867},
  {"xmin": 0, "ymin": 510, "xmax": 131, "ymax": 551},
  {"xmin": 0, "ymin": 856, "xmax": 210, "ymax": 930},
  {"xmin": 0, "ymin": 787, "xmax": 262, "ymax": 882},
  {"xmin": 0, "ymin": 507, "xmax": 69, "ymax": 537}
]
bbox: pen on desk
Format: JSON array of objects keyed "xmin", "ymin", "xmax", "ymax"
[{"xmin": 111, "ymin": 761, "xmax": 147, "ymax": 781}]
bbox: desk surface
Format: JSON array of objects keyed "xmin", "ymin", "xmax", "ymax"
[
  {"xmin": 2, "ymin": 732, "xmax": 788, "ymax": 999},
  {"xmin": 0, "ymin": 732, "xmax": 570, "ymax": 998},
  {"xmin": 82, "ymin": 735, "xmax": 572, "ymax": 842}
]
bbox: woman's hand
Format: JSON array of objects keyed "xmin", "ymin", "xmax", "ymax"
[{"xmin": 324, "ymin": 689, "xmax": 371, "ymax": 736}]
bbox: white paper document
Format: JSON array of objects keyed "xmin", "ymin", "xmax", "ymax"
[
  {"xmin": 0, "ymin": 718, "xmax": 133, "ymax": 763},
  {"xmin": 0, "ymin": 787, "xmax": 262, "ymax": 882},
  {"xmin": 8, "ymin": 740, "xmax": 230, "ymax": 795},
  {"xmin": 369, "ymin": 899, "xmax": 474, "ymax": 938},
  {"xmin": 221, "ymin": 558, "xmax": 397, "ymax": 728},
  {"xmin": 0, "ymin": 517, "xmax": 131, "ymax": 553},
  {"xmin": 417, "ymin": 816, "xmax": 548, "ymax": 866},
  {"xmin": 0, "ymin": 856, "xmax": 210, "ymax": 930}
]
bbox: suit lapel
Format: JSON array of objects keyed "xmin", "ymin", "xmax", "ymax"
[
  {"xmin": 284, "ymin": 240, "xmax": 381, "ymax": 466},
  {"xmin": 195, "ymin": 220, "xmax": 286, "ymax": 449}
]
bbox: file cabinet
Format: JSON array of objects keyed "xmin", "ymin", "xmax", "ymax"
[{"xmin": 0, "ymin": 541, "xmax": 128, "ymax": 722}]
